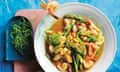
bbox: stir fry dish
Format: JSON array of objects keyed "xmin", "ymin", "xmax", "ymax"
[{"xmin": 45, "ymin": 14, "xmax": 104, "ymax": 72}]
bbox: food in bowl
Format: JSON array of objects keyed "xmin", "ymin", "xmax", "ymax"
[
  {"xmin": 9, "ymin": 16, "xmax": 34, "ymax": 58},
  {"xmin": 45, "ymin": 14, "xmax": 104, "ymax": 72}
]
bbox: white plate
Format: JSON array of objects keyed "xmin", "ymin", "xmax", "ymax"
[{"xmin": 34, "ymin": 2, "xmax": 116, "ymax": 72}]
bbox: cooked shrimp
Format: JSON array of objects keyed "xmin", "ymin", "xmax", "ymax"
[
  {"xmin": 80, "ymin": 36, "xmax": 88, "ymax": 41},
  {"xmin": 64, "ymin": 18, "xmax": 71, "ymax": 26},
  {"xmin": 40, "ymin": 0, "xmax": 59, "ymax": 19},
  {"xmin": 48, "ymin": 45, "xmax": 53, "ymax": 53},
  {"xmin": 83, "ymin": 59, "xmax": 94, "ymax": 69},
  {"xmin": 63, "ymin": 54, "xmax": 72, "ymax": 63},
  {"xmin": 64, "ymin": 48, "xmax": 71, "ymax": 55},
  {"xmin": 86, "ymin": 43, "xmax": 99, "ymax": 57},
  {"xmin": 58, "ymin": 36, "xmax": 66, "ymax": 47},
  {"xmin": 72, "ymin": 25, "xmax": 78, "ymax": 33},
  {"xmin": 86, "ymin": 43, "xmax": 93, "ymax": 57},
  {"xmin": 55, "ymin": 62, "xmax": 68, "ymax": 71},
  {"xmin": 87, "ymin": 18, "xmax": 100, "ymax": 32},
  {"xmin": 53, "ymin": 54, "xmax": 62, "ymax": 61}
]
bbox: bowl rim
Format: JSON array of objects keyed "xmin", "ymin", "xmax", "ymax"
[{"xmin": 34, "ymin": 2, "xmax": 116, "ymax": 72}]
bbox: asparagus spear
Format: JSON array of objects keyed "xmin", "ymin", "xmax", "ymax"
[{"xmin": 63, "ymin": 19, "xmax": 76, "ymax": 37}]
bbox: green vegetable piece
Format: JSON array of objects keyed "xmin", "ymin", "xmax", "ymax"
[
  {"xmin": 73, "ymin": 53, "xmax": 84, "ymax": 72},
  {"xmin": 65, "ymin": 41, "xmax": 85, "ymax": 71},
  {"xmin": 79, "ymin": 64, "xmax": 83, "ymax": 71},
  {"xmin": 86, "ymin": 35, "xmax": 98, "ymax": 42},
  {"xmin": 64, "ymin": 42, "xmax": 85, "ymax": 57},
  {"xmin": 73, "ymin": 56, "xmax": 78, "ymax": 72},
  {"xmin": 48, "ymin": 33, "xmax": 61, "ymax": 46},
  {"xmin": 64, "ymin": 14, "xmax": 86, "ymax": 23},
  {"xmin": 76, "ymin": 54, "xmax": 83, "ymax": 71},
  {"xmin": 63, "ymin": 19, "xmax": 76, "ymax": 37},
  {"xmin": 76, "ymin": 54, "xmax": 83, "ymax": 63},
  {"xmin": 76, "ymin": 29, "xmax": 85, "ymax": 46},
  {"xmin": 77, "ymin": 28, "xmax": 81, "ymax": 36},
  {"xmin": 95, "ymin": 44, "xmax": 103, "ymax": 57},
  {"xmin": 77, "ymin": 28, "xmax": 98, "ymax": 42},
  {"xmin": 76, "ymin": 36, "xmax": 86, "ymax": 57},
  {"xmin": 76, "ymin": 29, "xmax": 87, "ymax": 57}
]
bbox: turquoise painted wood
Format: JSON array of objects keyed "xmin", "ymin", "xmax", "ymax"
[{"xmin": 0, "ymin": 62, "xmax": 13, "ymax": 72}]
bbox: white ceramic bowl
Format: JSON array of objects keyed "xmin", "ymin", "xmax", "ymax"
[{"xmin": 34, "ymin": 2, "xmax": 116, "ymax": 72}]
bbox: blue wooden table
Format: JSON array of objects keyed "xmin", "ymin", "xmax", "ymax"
[{"xmin": 0, "ymin": 0, "xmax": 120, "ymax": 72}]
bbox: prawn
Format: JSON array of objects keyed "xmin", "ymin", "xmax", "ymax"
[{"xmin": 40, "ymin": 0, "xmax": 59, "ymax": 19}]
